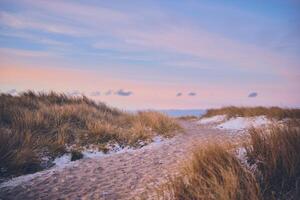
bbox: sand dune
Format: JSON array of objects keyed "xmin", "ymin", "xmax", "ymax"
[{"xmin": 0, "ymin": 121, "xmax": 237, "ymax": 200}]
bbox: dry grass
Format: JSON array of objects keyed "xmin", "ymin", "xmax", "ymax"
[
  {"xmin": 177, "ymin": 115, "xmax": 199, "ymax": 121},
  {"xmin": 157, "ymin": 143, "xmax": 261, "ymax": 200},
  {"xmin": 155, "ymin": 119, "xmax": 300, "ymax": 200},
  {"xmin": 203, "ymin": 106, "xmax": 300, "ymax": 119},
  {"xmin": 245, "ymin": 121, "xmax": 300, "ymax": 199},
  {"xmin": 0, "ymin": 91, "xmax": 180, "ymax": 178}
]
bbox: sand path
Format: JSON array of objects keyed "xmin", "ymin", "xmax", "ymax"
[{"xmin": 0, "ymin": 121, "xmax": 237, "ymax": 200}]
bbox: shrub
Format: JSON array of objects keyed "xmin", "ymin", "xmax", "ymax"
[{"xmin": 71, "ymin": 150, "xmax": 83, "ymax": 161}]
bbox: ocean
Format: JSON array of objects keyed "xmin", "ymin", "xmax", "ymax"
[{"xmin": 158, "ymin": 109, "xmax": 206, "ymax": 117}]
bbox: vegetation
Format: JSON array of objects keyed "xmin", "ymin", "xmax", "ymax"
[
  {"xmin": 0, "ymin": 91, "xmax": 180, "ymax": 178},
  {"xmin": 157, "ymin": 120, "xmax": 300, "ymax": 199},
  {"xmin": 70, "ymin": 150, "xmax": 83, "ymax": 161},
  {"xmin": 177, "ymin": 115, "xmax": 199, "ymax": 121},
  {"xmin": 203, "ymin": 106, "xmax": 300, "ymax": 119},
  {"xmin": 157, "ymin": 144, "xmax": 261, "ymax": 200},
  {"xmin": 2, "ymin": 94, "xmax": 299, "ymax": 199},
  {"xmin": 246, "ymin": 121, "xmax": 300, "ymax": 200}
]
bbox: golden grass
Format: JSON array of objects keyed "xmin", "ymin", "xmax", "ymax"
[
  {"xmin": 203, "ymin": 106, "xmax": 300, "ymax": 119},
  {"xmin": 177, "ymin": 115, "xmax": 199, "ymax": 121},
  {"xmin": 157, "ymin": 143, "xmax": 261, "ymax": 200},
  {"xmin": 156, "ymin": 120, "xmax": 300, "ymax": 200},
  {"xmin": 245, "ymin": 121, "xmax": 300, "ymax": 199},
  {"xmin": 0, "ymin": 91, "xmax": 180, "ymax": 178}
]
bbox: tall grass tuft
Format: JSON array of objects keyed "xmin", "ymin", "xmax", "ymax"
[
  {"xmin": 245, "ymin": 121, "xmax": 300, "ymax": 199},
  {"xmin": 157, "ymin": 144, "xmax": 261, "ymax": 200}
]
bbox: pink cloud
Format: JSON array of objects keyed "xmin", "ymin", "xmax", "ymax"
[
  {"xmin": 2, "ymin": 0, "xmax": 298, "ymax": 79},
  {"xmin": 0, "ymin": 47, "xmax": 53, "ymax": 58},
  {"xmin": 122, "ymin": 26, "xmax": 299, "ymax": 75},
  {"xmin": 26, "ymin": 0, "xmax": 129, "ymax": 22},
  {"xmin": 0, "ymin": 11, "xmax": 86, "ymax": 36}
]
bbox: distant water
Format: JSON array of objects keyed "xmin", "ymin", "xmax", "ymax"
[{"xmin": 158, "ymin": 109, "xmax": 206, "ymax": 117}]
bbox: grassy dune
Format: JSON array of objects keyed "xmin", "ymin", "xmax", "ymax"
[
  {"xmin": 159, "ymin": 110, "xmax": 300, "ymax": 200},
  {"xmin": 203, "ymin": 106, "xmax": 300, "ymax": 119},
  {"xmin": 0, "ymin": 91, "xmax": 180, "ymax": 178}
]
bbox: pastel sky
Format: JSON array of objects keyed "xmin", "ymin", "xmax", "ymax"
[{"xmin": 0, "ymin": 0, "xmax": 299, "ymax": 109}]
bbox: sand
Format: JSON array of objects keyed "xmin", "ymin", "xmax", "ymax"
[{"xmin": 0, "ymin": 121, "xmax": 236, "ymax": 200}]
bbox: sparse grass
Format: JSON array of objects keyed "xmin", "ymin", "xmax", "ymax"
[
  {"xmin": 137, "ymin": 111, "xmax": 181, "ymax": 137},
  {"xmin": 177, "ymin": 115, "xmax": 199, "ymax": 121},
  {"xmin": 245, "ymin": 121, "xmax": 300, "ymax": 200},
  {"xmin": 157, "ymin": 143, "xmax": 261, "ymax": 200},
  {"xmin": 0, "ymin": 91, "xmax": 180, "ymax": 178},
  {"xmin": 203, "ymin": 106, "xmax": 300, "ymax": 119}
]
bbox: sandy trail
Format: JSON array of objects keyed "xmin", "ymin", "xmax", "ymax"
[{"xmin": 0, "ymin": 121, "xmax": 237, "ymax": 200}]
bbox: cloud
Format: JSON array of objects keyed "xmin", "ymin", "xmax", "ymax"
[
  {"xmin": 0, "ymin": 47, "xmax": 53, "ymax": 58},
  {"xmin": 7, "ymin": 89, "xmax": 17, "ymax": 95},
  {"xmin": 248, "ymin": 92, "xmax": 258, "ymax": 98},
  {"xmin": 176, "ymin": 92, "xmax": 182, "ymax": 97},
  {"xmin": 188, "ymin": 92, "xmax": 197, "ymax": 96},
  {"xmin": 105, "ymin": 90, "xmax": 112, "ymax": 96},
  {"xmin": 115, "ymin": 89, "xmax": 133, "ymax": 96},
  {"xmin": 27, "ymin": 0, "xmax": 130, "ymax": 24},
  {"xmin": 90, "ymin": 91, "xmax": 101, "ymax": 96},
  {"xmin": 0, "ymin": 11, "xmax": 84, "ymax": 36},
  {"xmin": 1, "ymin": 1, "xmax": 297, "ymax": 77}
]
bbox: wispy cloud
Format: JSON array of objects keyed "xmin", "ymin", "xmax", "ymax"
[
  {"xmin": 0, "ymin": 11, "xmax": 85, "ymax": 36},
  {"xmin": 1, "ymin": 0, "xmax": 299, "ymax": 108},
  {"xmin": 0, "ymin": 1, "xmax": 298, "ymax": 76},
  {"xmin": 0, "ymin": 31, "xmax": 70, "ymax": 47},
  {"xmin": 26, "ymin": 0, "xmax": 130, "ymax": 24},
  {"xmin": 0, "ymin": 47, "xmax": 53, "ymax": 58}
]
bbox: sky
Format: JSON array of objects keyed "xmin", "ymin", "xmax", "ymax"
[{"xmin": 0, "ymin": 0, "xmax": 299, "ymax": 109}]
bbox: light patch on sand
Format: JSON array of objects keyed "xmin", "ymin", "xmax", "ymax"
[
  {"xmin": 236, "ymin": 147, "xmax": 247, "ymax": 164},
  {"xmin": 216, "ymin": 116, "xmax": 270, "ymax": 131},
  {"xmin": 235, "ymin": 147, "xmax": 258, "ymax": 173},
  {"xmin": 0, "ymin": 135, "xmax": 167, "ymax": 189},
  {"xmin": 0, "ymin": 167, "xmax": 57, "ymax": 189},
  {"xmin": 53, "ymin": 154, "xmax": 72, "ymax": 167},
  {"xmin": 198, "ymin": 115, "xmax": 272, "ymax": 131},
  {"xmin": 82, "ymin": 150, "xmax": 106, "ymax": 158},
  {"xmin": 54, "ymin": 136, "xmax": 165, "ymax": 166}
]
